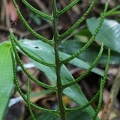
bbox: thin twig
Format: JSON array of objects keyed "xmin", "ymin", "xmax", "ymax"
[
  {"xmin": 1, "ymin": 0, "xmax": 10, "ymax": 27},
  {"xmin": 5, "ymin": 0, "xmax": 10, "ymax": 27},
  {"xmin": 34, "ymin": 0, "xmax": 48, "ymax": 13}
]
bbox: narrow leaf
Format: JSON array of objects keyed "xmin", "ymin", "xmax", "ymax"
[{"xmin": 0, "ymin": 42, "xmax": 14, "ymax": 120}]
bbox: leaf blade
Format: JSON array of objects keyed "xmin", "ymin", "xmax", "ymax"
[
  {"xmin": 87, "ymin": 18, "xmax": 120, "ymax": 53},
  {"xmin": 0, "ymin": 42, "xmax": 14, "ymax": 120}
]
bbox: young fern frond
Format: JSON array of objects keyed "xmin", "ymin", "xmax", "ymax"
[
  {"xmin": 9, "ymin": 29, "xmax": 55, "ymax": 67},
  {"xmin": 21, "ymin": 0, "xmax": 53, "ymax": 21},
  {"xmin": 13, "ymin": 0, "xmax": 53, "ymax": 46},
  {"xmin": 61, "ymin": 2, "xmax": 108, "ymax": 64},
  {"xmin": 57, "ymin": 0, "xmax": 80, "ymax": 16},
  {"xmin": 10, "ymin": 0, "xmax": 110, "ymax": 119},
  {"xmin": 58, "ymin": 0, "xmax": 97, "ymax": 42},
  {"xmin": 63, "ymin": 43, "xmax": 104, "ymax": 88},
  {"xmin": 27, "ymin": 79, "xmax": 36, "ymax": 120}
]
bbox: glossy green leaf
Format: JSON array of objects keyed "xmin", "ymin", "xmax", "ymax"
[
  {"xmin": 59, "ymin": 40, "xmax": 120, "ymax": 64},
  {"xmin": 19, "ymin": 39, "xmax": 104, "ymax": 76},
  {"xmin": 0, "ymin": 42, "xmax": 14, "ymax": 120},
  {"xmin": 59, "ymin": 51, "xmax": 104, "ymax": 76},
  {"xmin": 18, "ymin": 39, "xmax": 99, "ymax": 119},
  {"xmin": 27, "ymin": 112, "xmax": 59, "ymax": 120},
  {"xmin": 66, "ymin": 110, "xmax": 91, "ymax": 120},
  {"xmin": 27, "ymin": 110, "xmax": 91, "ymax": 120},
  {"xmin": 87, "ymin": 18, "xmax": 120, "ymax": 53}
]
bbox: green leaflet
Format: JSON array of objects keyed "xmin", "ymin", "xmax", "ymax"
[{"xmin": 0, "ymin": 42, "xmax": 14, "ymax": 120}]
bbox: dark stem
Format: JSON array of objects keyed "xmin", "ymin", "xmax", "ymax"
[{"xmin": 52, "ymin": 0, "xmax": 66, "ymax": 120}]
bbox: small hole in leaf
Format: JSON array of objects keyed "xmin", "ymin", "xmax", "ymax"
[{"xmin": 34, "ymin": 46, "xmax": 39, "ymax": 49}]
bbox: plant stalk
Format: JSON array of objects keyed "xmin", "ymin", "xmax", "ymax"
[{"xmin": 52, "ymin": 0, "xmax": 66, "ymax": 120}]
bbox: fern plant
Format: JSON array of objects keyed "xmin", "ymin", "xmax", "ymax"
[{"xmin": 0, "ymin": 0, "xmax": 110, "ymax": 120}]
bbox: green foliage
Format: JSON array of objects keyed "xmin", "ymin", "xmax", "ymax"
[
  {"xmin": 87, "ymin": 18, "xmax": 120, "ymax": 53},
  {"xmin": 105, "ymin": 5, "xmax": 120, "ymax": 16},
  {"xmin": 0, "ymin": 0, "xmax": 111, "ymax": 120},
  {"xmin": 59, "ymin": 39, "xmax": 120, "ymax": 64},
  {"xmin": 0, "ymin": 42, "xmax": 14, "ymax": 120},
  {"xmin": 27, "ymin": 110, "xmax": 91, "ymax": 120},
  {"xmin": 18, "ymin": 39, "xmax": 101, "ymax": 118}
]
